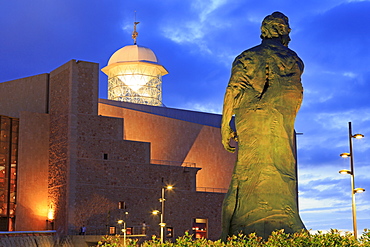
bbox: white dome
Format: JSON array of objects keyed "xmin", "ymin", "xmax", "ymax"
[{"xmin": 108, "ymin": 45, "xmax": 159, "ymax": 65}]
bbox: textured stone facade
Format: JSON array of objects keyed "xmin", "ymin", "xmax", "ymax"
[{"xmin": 0, "ymin": 60, "xmax": 237, "ymax": 240}]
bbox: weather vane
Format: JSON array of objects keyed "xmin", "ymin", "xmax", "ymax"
[{"xmin": 132, "ymin": 11, "xmax": 139, "ymax": 45}]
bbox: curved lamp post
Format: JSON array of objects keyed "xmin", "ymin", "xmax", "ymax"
[
  {"xmin": 339, "ymin": 122, "xmax": 365, "ymax": 239},
  {"xmin": 117, "ymin": 219, "xmax": 127, "ymax": 247},
  {"xmin": 152, "ymin": 185, "xmax": 173, "ymax": 243}
]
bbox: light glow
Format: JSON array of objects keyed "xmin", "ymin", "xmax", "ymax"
[
  {"xmin": 340, "ymin": 153, "xmax": 350, "ymax": 158},
  {"xmin": 353, "ymin": 134, "xmax": 364, "ymax": 139},
  {"xmin": 152, "ymin": 210, "xmax": 160, "ymax": 215},
  {"xmin": 48, "ymin": 208, "xmax": 54, "ymax": 221},
  {"xmin": 339, "ymin": 169, "xmax": 352, "ymax": 175},
  {"xmin": 117, "ymin": 74, "xmax": 151, "ymax": 92},
  {"xmin": 354, "ymin": 188, "xmax": 365, "ymax": 194},
  {"xmin": 102, "ymin": 53, "xmax": 168, "ymax": 107}
]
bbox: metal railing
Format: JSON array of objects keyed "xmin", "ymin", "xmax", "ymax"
[
  {"xmin": 196, "ymin": 187, "xmax": 228, "ymax": 193},
  {"xmin": 0, "ymin": 230, "xmax": 56, "ymax": 235},
  {"xmin": 151, "ymin": 159, "xmax": 196, "ymax": 167}
]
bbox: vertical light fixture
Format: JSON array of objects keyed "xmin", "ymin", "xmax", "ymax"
[
  {"xmin": 152, "ymin": 184, "xmax": 173, "ymax": 243},
  {"xmin": 117, "ymin": 219, "xmax": 127, "ymax": 247},
  {"xmin": 339, "ymin": 122, "xmax": 365, "ymax": 239}
]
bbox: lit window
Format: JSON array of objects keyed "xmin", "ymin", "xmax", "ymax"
[
  {"xmin": 192, "ymin": 218, "xmax": 208, "ymax": 239},
  {"xmin": 109, "ymin": 226, "xmax": 116, "ymax": 235}
]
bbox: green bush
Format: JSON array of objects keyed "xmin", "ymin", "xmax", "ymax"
[{"xmin": 97, "ymin": 229, "xmax": 370, "ymax": 247}]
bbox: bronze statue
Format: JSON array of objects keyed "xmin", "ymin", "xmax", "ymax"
[{"xmin": 221, "ymin": 12, "xmax": 305, "ymax": 240}]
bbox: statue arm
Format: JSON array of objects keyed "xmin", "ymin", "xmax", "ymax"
[
  {"xmin": 221, "ymin": 86, "xmax": 238, "ymax": 153},
  {"xmin": 221, "ymin": 56, "xmax": 254, "ymax": 153}
]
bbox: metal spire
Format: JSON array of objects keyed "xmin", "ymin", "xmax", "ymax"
[{"xmin": 132, "ymin": 11, "xmax": 139, "ymax": 45}]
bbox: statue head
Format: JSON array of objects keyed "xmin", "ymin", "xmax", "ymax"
[{"xmin": 260, "ymin": 12, "xmax": 291, "ymax": 46}]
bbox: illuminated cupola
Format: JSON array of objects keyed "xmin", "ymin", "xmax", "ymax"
[{"xmin": 102, "ymin": 21, "xmax": 168, "ymax": 106}]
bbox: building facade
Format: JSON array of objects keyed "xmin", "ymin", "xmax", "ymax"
[{"xmin": 0, "ymin": 60, "xmax": 236, "ymax": 240}]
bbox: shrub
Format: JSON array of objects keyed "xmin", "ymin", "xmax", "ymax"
[
  {"xmin": 96, "ymin": 229, "xmax": 370, "ymax": 246},
  {"xmin": 97, "ymin": 234, "xmax": 138, "ymax": 247}
]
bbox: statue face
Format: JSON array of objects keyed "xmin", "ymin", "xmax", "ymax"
[{"xmin": 281, "ymin": 34, "xmax": 291, "ymax": 47}]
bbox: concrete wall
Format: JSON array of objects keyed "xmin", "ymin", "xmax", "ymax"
[
  {"xmin": 0, "ymin": 73, "xmax": 50, "ymax": 231},
  {"xmin": 16, "ymin": 112, "xmax": 50, "ymax": 231},
  {"xmin": 98, "ymin": 103, "xmax": 236, "ymax": 190},
  {"xmin": 0, "ymin": 74, "xmax": 49, "ymax": 118},
  {"xmin": 46, "ymin": 60, "xmax": 226, "ymax": 239},
  {"xmin": 2, "ymin": 59, "xmax": 230, "ymax": 240}
]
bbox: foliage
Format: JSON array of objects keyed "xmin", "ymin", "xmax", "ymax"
[
  {"xmin": 97, "ymin": 229, "xmax": 370, "ymax": 246},
  {"xmin": 97, "ymin": 235, "xmax": 138, "ymax": 247}
]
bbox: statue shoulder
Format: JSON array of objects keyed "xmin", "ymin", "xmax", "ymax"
[
  {"xmin": 273, "ymin": 46, "xmax": 304, "ymax": 72},
  {"xmin": 286, "ymin": 48, "xmax": 304, "ymax": 72},
  {"xmin": 233, "ymin": 45, "xmax": 264, "ymax": 67}
]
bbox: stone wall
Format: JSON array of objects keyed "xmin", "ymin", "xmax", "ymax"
[
  {"xmin": 0, "ymin": 234, "xmax": 73, "ymax": 247},
  {"xmin": 70, "ymin": 162, "xmax": 206, "ymax": 235},
  {"xmin": 49, "ymin": 62, "xmax": 72, "ymax": 235}
]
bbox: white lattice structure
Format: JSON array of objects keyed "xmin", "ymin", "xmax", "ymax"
[{"xmin": 102, "ymin": 45, "xmax": 168, "ymax": 106}]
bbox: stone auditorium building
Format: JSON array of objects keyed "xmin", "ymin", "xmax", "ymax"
[{"xmin": 0, "ymin": 40, "xmax": 237, "ymax": 240}]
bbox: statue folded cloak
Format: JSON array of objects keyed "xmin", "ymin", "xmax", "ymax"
[{"xmin": 221, "ymin": 12, "xmax": 306, "ymax": 240}]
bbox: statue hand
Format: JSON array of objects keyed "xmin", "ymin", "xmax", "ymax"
[{"xmin": 221, "ymin": 126, "xmax": 238, "ymax": 153}]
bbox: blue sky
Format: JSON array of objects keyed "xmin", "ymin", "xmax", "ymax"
[{"xmin": 1, "ymin": 0, "xmax": 369, "ymax": 235}]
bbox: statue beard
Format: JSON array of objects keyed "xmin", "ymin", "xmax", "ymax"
[{"xmin": 281, "ymin": 34, "xmax": 291, "ymax": 47}]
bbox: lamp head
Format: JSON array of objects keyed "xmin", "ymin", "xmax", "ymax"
[
  {"xmin": 339, "ymin": 169, "xmax": 352, "ymax": 175},
  {"xmin": 152, "ymin": 210, "xmax": 160, "ymax": 215},
  {"xmin": 354, "ymin": 188, "xmax": 365, "ymax": 193},
  {"xmin": 340, "ymin": 153, "xmax": 351, "ymax": 158},
  {"xmin": 353, "ymin": 134, "xmax": 364, "ymax": 139}
]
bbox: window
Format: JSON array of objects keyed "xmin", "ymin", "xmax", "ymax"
[
  {"xmin": 103, "ymin": 153, "xmax": 108, "ymax": 160},
  {"xmin": 192, "ymin": 218, "xmax": 208, "ymax": 239},
  {"xmin": 109, "ymin": 226, "xmax": 116, "ymax": 235},
  {"xmin": 166, "ymin": 227, "xmax": 173, "ymax": 238}
]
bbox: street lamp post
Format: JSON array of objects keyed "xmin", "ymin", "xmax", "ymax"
[
  {"xmin": 117, "ymin": 220, "xmax": 127, "ymax": 247},
  {"xmin": 339, "ymin": 122, "xmax": 365, "ymax": 239},
  {"xmin": 153, "ymin": 185, "xmax": 173, "ymax": 243},
  {"xmin": 160, "ymin": 186, "xmax": 166, "ymax": 243}
]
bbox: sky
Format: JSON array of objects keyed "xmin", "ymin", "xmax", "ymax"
[{"xmin": 1, "ymin": 0, "xmax": 369, "ymax": 236}]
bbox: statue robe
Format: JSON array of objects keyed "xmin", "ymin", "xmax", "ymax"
[{"xmin": 221, "ymin": 38, "xmax": 306, "ymax": 239}]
